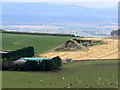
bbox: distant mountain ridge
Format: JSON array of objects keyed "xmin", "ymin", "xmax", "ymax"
[{"xmin": 2, "ymin": 3, "xmax": 117, "ymax": 24}]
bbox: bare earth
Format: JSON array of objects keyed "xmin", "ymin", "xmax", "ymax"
[{"xmin": 39, "ymin": 38, "xmax": 119, "ymax": 60}]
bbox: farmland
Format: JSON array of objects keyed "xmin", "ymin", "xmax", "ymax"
[
  {"xmin": 2, "ymin": 33, "xmax": 72, "ymax": 53},
  {"xmin": 2, "ymin": 60, "xmax": 118, "ymax": 88},
  {"xmin": 40, "ymin": 38, "xmax": 119, "ymax": 60},
  {"xmin": 1, "ymin": 33, "xmax": 119, "ymax": 88}
]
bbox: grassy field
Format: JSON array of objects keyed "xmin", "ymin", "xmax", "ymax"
[
  {"xmin": 2, "ymin": 60, "xmax": 118, "ymax": 88},
  {"xmin": 2, "ymin": 33, "xmax": 72, "ymax": 53},
  {"xmin": 2, "ymin": 33, "xmax": 119, "ymax": 88}
]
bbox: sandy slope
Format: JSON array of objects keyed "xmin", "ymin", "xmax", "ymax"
[{"xmin": 38, "ymin": 38, "xmax": 119, "ymax": 60}]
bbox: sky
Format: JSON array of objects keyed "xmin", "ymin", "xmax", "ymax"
[
  {"xmin": 2, "ymin": 0, "xmax": 119, "ymax": 8},
  {"xmin": 1, "ymin": 0, "xmax": 118, "ymax": 24},
  {"xmin": 2, "ymin": 0, "xmax": 119, "ymax": 2}
]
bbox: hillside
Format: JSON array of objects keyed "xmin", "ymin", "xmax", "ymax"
[
  {"xmin": 2, "ymin": 33, "xmax": 119, "ymax": 88},
  {"xmin": 39, "ymin": 38, "xmax": 119, "ymax": 60},
  {"xmin": 3, "ymin": 60, "xmax": 118, "ymax": 88},
  {"xmin": 2, "ymin": 33, "xmax": 119, "ymax": 60},
  {"xmin": 2, "ymin": 33, "xmax": 72, "ymax": 53}
]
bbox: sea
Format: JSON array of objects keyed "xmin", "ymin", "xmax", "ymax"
[{"xmin": 1, "ymin": 22, "xmax": 117, "ymax": 38}]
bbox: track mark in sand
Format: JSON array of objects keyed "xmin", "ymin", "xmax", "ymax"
[{"xmin": 99, "ymin": 49, "xmax": 118, "ymax": 58}]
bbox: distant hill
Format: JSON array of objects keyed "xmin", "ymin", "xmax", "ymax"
[{"xmin": 2, "ymin": 2, "xmax": 117, "ymax": 24}]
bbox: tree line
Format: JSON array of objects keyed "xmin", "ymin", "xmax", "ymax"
[
  {"xmin": 111, "ymin": 29, "xmax": 120, "ymax": 36},
  {"xmin": 22, "ymin": 56, "xmax": 62, "ymax": 71},
  {"xmin": 2, "ymin": 56, "xmax": 62, "ymax": 71},
  {"xmin": 2, "ymin": 46, "xmax": 62, "ymax": 71}
]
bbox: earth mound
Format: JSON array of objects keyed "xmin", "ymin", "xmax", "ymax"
[{"xmin": 53, "ymin": 38, "xmax": 104, "ymax": 51}]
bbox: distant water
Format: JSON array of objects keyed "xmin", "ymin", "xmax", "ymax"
[{"xmin": 1, "ymin": 23, "xmax": 115, "ymax": 38}]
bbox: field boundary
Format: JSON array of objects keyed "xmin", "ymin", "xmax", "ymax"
[{"xmin": 1, "ymin": 30, "xmax": 75, "ymax": 37}]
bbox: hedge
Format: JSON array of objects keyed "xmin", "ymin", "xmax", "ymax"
[
  {"xmin": 1, "ymin": 30, "xmax": 75, "ymax": 37},
  {"xmin": 2, "ymin": 46, "xmax": 34, "ymax": 61}
]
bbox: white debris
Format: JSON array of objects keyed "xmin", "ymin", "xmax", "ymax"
[
  {"xmin": 68, "ymin": 86, "xmax": 70, "ymax": 88},
  {"xmin": 113, "ymin": 75, "xmax": 115, "ymax": 78},
  {"xmin": 97, "ymin": 83, "xmax": 100, "ymax": 85},
  {"xmin": 102, "ymin": 83, "xmax": 104, "ymax": 85},
  {"xmin": 98, "ymin": 77, "xmax": 101, "ymax": 80}
]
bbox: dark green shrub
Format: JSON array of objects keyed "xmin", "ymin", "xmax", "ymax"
[{"xmin": 2, "ymin": 46, "xmax": 34, "ymax": 61}]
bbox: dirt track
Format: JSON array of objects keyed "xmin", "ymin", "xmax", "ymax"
[{"xmin": 38, "ymin": 38, "xmax": 119, "ymax": 60}]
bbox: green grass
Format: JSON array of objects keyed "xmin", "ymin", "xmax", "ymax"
[
  {"xmin": 2, "ymin": 60, "xmax": 118, "ymax": 88},
  {"xmin": 2, "ymin": 33, "xmax": 72, "ymax": 53},
  {"xmin": 2, "ymin": 33, "xmax": 119, "ymax": 88}
]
